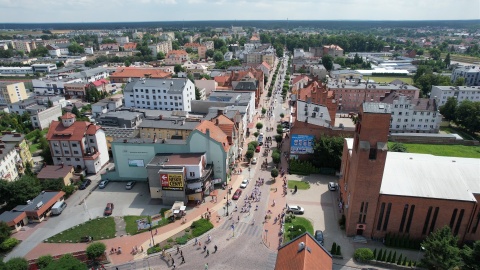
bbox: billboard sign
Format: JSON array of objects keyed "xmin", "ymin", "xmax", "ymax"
[
  {"xmin": 160, "ymin": 173, "xmax": 184, "ymax": 191},
  {"xmin": 290, "ymin": 134, "xmax": 315, "ymax": 154}
]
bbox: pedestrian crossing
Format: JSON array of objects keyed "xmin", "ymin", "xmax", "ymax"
[
  {"xmin": 265, "ymin": 252, "xmax": 277, "ymax": 270},
  {"xmin": 218, "ymin": 221, "xmax": 261, "ymax": 237}
]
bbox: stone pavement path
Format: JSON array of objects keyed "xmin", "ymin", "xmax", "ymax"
[{"xmin": 114, "ymin": 216, "xmax": 127, "ymax": 237}]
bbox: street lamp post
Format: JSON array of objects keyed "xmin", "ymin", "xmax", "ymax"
[
  {"xmin": 148, "ymin": 216, "xmax": 155, "ymax": 246},
  {"xmin": 416, "ymin": 246, "xmax": 425, "ymax": 264},
  {"xmin": 224, "ymin": 187, "xmax": 229, "ymax": 216}
]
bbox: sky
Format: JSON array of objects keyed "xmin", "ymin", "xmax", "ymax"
[{"xmin": 0, "ymin": 0, "xmax": 479, "ymax": 23}]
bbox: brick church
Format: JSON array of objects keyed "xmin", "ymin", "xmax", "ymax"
[{"xmin": 339, "ymin": 102, "xmax": 480, "ymax": 243}]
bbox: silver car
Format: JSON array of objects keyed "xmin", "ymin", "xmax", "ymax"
[
  {"xmin": 125, "ymin": 181, "xmax": 136, "ymax": 190},
  {"xmin": 98, "ymin": 180, "xmax": 109, "ymax": 189},
  {"xmin": 287, "ymin": 205, "xmax": 304, "ymax": 214}
]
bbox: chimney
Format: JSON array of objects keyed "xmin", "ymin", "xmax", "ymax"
[
  {"xmin": 206, "ymin": 128, "xmax": 210, "ymax": 137},
  {"xmin": 217, "ymin": 109, "xmax": 223, "ymax": 116},
  {"xmin": 13, "ymin": 133, "xmax": 21, "ymax": 137}
]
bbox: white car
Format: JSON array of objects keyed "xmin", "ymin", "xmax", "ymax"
[
  {"xmin": 287, "ymin": 205, "xmax": 305, "ymax": 214},
  {"xmin": 251, "ymin": 157, "xmax": 257, "ymax": 164},
  {"xmin": 328, "ymin": 182, "xmax": 338, "ymax": 191},
  {"xmin": 240, "ymin": 178, "xmax": 249, "ymax": 188}
]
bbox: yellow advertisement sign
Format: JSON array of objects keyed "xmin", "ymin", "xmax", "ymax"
[{"xmin": 168, "ymin": 174, "xmax": 184, "ymax": 188}]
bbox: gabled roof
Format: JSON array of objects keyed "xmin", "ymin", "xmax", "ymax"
[
  {"xmin": 210, "ymin": 114, "xmax": 235, "ymax": 136},
  {"xmin": 292, "ymin": 75, "xmax": 309, "ymax": 85},
  {"xmin": 275, "ymin": 232, "xmax": 332, "ymax": 270},
  {"xmin": 110, "ymin": 67, "xmax": 171, "ymax": 79},
  {"xmin": 122, "ymin": 42, "xmax": 137, "ymax": 50},
  {"xmin": 61, "ymin": 112, "xmax": 76, "ymax": 119},
  {"xmin": 37, "ymin": 165, "xmax": 74, "ymax": 180},
  {"xmin": 259, "ymin": 61, "xmax": 271, "ymax": 71},
  {"xmin": 91, "ymin": 79, "xmax": 109, "ymax": 87},
  {"xmin": 195, "ymin": 120, "xmax": 230, "ymax": 152},
  {"xmin": 47, "ymin": 119, "xmax": 102, "ymax": 142}
]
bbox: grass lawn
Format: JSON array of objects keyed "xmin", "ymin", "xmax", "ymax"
[
  {"xmin": 46, "ymin": 217, "xmax": 115, "ymax": 243},
  {"xmin": 388, "ymin": 142, "xmax": 480, "ymax": 158},
  {"xmin": 287, "ymin": 180, "xmax": 310, "ymax": 190},
  {"xmin": 124, "ymin": 215, "xmax": 170, "ymax": 235},
  {"xmin": 368, "ymin": 76, "xmax": 413, "ymax": 84},
  {"xmin": 29, "ymin": 143, "xmax": 40, "ymax": 153},
  {"xmin": 283, "ymin": 216, "xmax": 314, "ymax": 242}
]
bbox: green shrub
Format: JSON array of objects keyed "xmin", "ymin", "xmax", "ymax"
[
  {"xmin": 386, "ymin": 250, "xmax": 392, "ymax": 262},
  {"xmin": 373, "ymin": 248, "xmax": 377, "ymax": 258},
  {"xmin": 191, "ymin": 219, "xmax": 213, "ymax": 237},
  {"xmin": 381, "ymin": 249, "xmax": 387, "ymax": 261},
  {"xmin": 397, "ymin": 254, "xmax": 403, "ymax": 265},
  {"xmin": 376, "ymin": 249, "xmax": 383, "ymax": 261},
  {"xmin": 354, "ymin": 248, "xmax": 374, "ymax": 262},
  {"xmin": 37, "ymin": 255, "xmax": 54, "ymax": 269},
  {"xmin": 336, "ymin": 245, "xmax": 341, "ymax": 256},
  {"xmin": 402, "ymin": 256, "xmax": 407, "ymax": 266},
  {"xmin": 163, "ymin": 243, "xmax": 172, "ymax": 250},
  {"xmin": 391, "ymin": 251, "xmax": 397, "ymax": 263},
  {"xmin": 1, "ymin": 237, "xmax": 19, "ymax": 251},
  {"xmin": 175, "ymin": 234, "xmax": 189, "ymax": 245},
  {"xmin": 147, "ymin": 245, "xmax": 162, "ymax": 255},
  {"xmin": 62, "ymin": 185, "xmax": 75, "ymax": 197},
  {"xmin": 289, "ymin": 225, "xmax": 306, "ymax": 239},
  {"xmin": 330, "ymin": 242, "xmax": 337, "ymax": 255}
]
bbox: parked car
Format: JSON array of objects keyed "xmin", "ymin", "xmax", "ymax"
[
  {"xmin": 251, "ymin": 157, "xmax": 257, "ymax": 164},
  {"xmin": 232, "ymin": 188, "xmax": 242, "ymax": 200},
  {"xmin": 240, "ymin": 178, "xmax": 249, "ymax": 189},
  {"xmin": 328, "ymin": 182, "xmax": 338, "ymax": 191},
  {"xmin": 79, "ymin": 179, "xmax": 92, "ymax": 190},
  {"xmin": 287, "ymin": 205, "xmax": 305, "ymax": 214},
  {"xmin": 255, "ymin": 146, "xmax": 261, "ymax": 153},
  {"xmin": 314, "ymin": 230, "xmax": 324, "ymax": 245},
  {"xmin": 98, "ymin": 180, "xmax": 109, "ymax": 189},
  {"xmin": 104, "ymin": 203, "xmax": 114, "ymax": 216},
  {"xmin": 126, "ymin": 181, "xmax": 136, "ymax": 190}
]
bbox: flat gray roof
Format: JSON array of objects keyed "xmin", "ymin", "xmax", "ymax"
[
  {"xmin": 13, "ymin": 191, "xmax": 62, "ymax": 212},
  {"xmin": 0, "ymin": 143, "xmax": 16, "ymax": 161},
  {"xmin": 124, "ymin": 78, "xmax": 189, "ymax": 94},
  {"xmin": 139, "ymin": 119, "xmax": 200, "ymax": 130},
  {"xmin": 363, "ymin": 102, "xmax": 392, "ymax": 114},
  {"xmin": 381, "ymin": 152, "xmax": 480, "ymax": 201},
  {"xmin": 102, "ymin": 127, "xmax": 137, "ymax": 138}
]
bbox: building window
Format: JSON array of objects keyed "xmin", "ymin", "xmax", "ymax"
[
  {"xmin": 422, "ymin": 207, "xmax": 433, "ymax": 235},
  {"xmin": 90, "ymin": 139, "xmax": 94, "ymax": 143},
  {"xmin": 66, "ymin": 158, "xmax": 71, "ymax": 161},
  {"xmin": 189, "ymin": 172, "xmax": 195, "ymax": 177},
  {"xmin": 450, "ymin": 209, "xmax": 458, "ymax": 229},
  {"xmin": 454, "ymin": 209, "xmax": 465, "ymax": 235},
  {"xmin": 377, "ymin": 203, "xmax": 386, "ymax": 230},
  {"xmin": 72, "ymin": 143, "xmax": 77, "ymax": 147},
  {"xmin": 405, "ymin": 205, "xmax": 415, "ymax": 233},
  {"xmin": 383, "ymin": 203, "xmax": 392, "ymax": 231},
  {"xmin": 75, "ymin": 158, "xmax": 80, "ymax": 161},
  {"xmin": 55, "ymin": 150, "xmax": 60, "ymax": 154},
  {"xmin": 471, "ymin": 212, "xmax": 480, "ymax": 234},
  {"xmin": 399, "ymin": 204, "xmax": 409, "ymax": 232},
  {"xmin": 369, "ymin": 148, "xmax": 377, "ymax": 160},
  {"xmin": 429, "ymin": 207, "xmax": 439, "ymax": 234},
  {"xmin": 74, "ymin": 151, "xmax": 79, "ymax": 154}
]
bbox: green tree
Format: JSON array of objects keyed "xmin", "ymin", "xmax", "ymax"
[
  {"xmin": 0, "ymin": 222, "xmax": 10, "ymax": 243},
  {"xmin": 271, "ymin": 168, "xmax": 279, "ymax": 179},
  {"xmin": 280, "ymin": 113, "xmax": 285, "ymax": 118},
  {"xmin": 454, "ymin": 77, "xmax": 465, "ymax": 86},
  {"xmin": 261, "ymin": 107, "xmax": 266, "ymax": 116},
  {"xmin": 271, "ymin": 151, "xmax": 280, "ymax": 165},
  {"xmin": 71, "ymin": 105, "xmax": 80, "ymax": 118},
  {"xmin": 185, "ymin": 47, "xmax": 193, "ymax": 54},
  {"xmin": 67, "ymin": 42, "xmax": 84, "ymax": 55},
  {"xmin": 86, "ymin": 242, "xmax": 106, "ymax": 263},
  {"xmin": 174, "ymin": 64, "xmax": 185, "ymax": 74},
  {"xmin": 245, "ymin": 150, "xmax": 254, "ymax": 160},
  {"xmin": 461, "ymin": 241, "xmax": 480, "ymax": 270},
  {"xmin": 124, "ymin": 59, "xmax": 131, "ymax": 67},
  {"xmin": 36, "ymin": 255, "xmax": 54, "ymax": 269},
  {"xmin": 213, "ymin": 51, "xmax": 224, "ymax": 62},
  {"xmin": 440, "ymin": 97, "xmax": 458, "ymax": 122},
  {"xmin": 390, "ymin": 143, "xmax": 407, "ymax": 152},
  {"xmin": 156, "ymin": 52, "xmax": 165, "ymax": 60},
  {"xmin": 0, "ymin": 175, "xmax": 42, "ymax": 209},
  {"xmin": 256, "ymin": 122, "xmax": 263, "ymax": 130},
  {"xmin": 206, "ymin": 49, "xmax": 214, "ymax": 58},
  {"xmin": 321, "ymin": 55, "xmax": 334, "ymax": 71},
  {"xmin": 421, "ymin": 226, "xmax": 462, "ymax": 270},
  {"xmin": 444, "ymin": 53, "xmax": 451, "ymax": 68},
  {"xmin": 4, "ymin": 257, "xmax": 28, "ymax": 270},
  {"xmin": 276, "ymin": 46, "xmax": 284, "ymax": 58},
  {"xmin": 429, "ymin": 48, "xmax": 442, "ymax": 61},
  {"xmin": 275, "ymin": 135, "xmax": 283, "ymax": 145},
  {"xmin": 44, "ymin": 254, "xmax": 87, "ymax": 270},
  {"xmin": 455, "ymin": 100, "xmax": 480, "ymax": 133},
  {"xmin": 40, "ymin": 178, "xmax": 64, "ymax": 191},
  {"xmin": 195, "ymin": 87, "xmax": 201, "ymax": 100},
  {"xmin": 313, "ymin": 136, "xmax": 344, "ymax": 170}
]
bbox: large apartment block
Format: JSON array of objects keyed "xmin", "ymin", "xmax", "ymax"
[
  {"xmin": 431, "ymin": 85, "xmax": 480, "ymax": 106},
  {"xmin": 0, "ymin": 143, "xmax": 21, "ymax": 181},
  {"xmin": 0, "ymin": 82, "xmax": 28, "ymax": 106},
  {"xmin": 124, "ymin": 78, "xmax": 196, "ymax": 112},
  {"xmin": 451, "ymin": 66, "xmax": 480, "ymax": 86}
]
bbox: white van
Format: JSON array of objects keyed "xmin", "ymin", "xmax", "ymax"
[{"xmin": 51, "ymin": 201, "xmax": 67, "ymax": 215}]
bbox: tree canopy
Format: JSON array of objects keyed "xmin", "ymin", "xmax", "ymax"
[
  {"xmin": 312, "ymin": 136, "xmax": 344, "ymax": 170},
  {"xmin": 421, "ymin": 226, "xmax": 462, "ymax": 270}
]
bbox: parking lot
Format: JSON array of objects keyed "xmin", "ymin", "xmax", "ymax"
[{"xmin": 85, "ymin": 181, "xmax": 167, "ymax": 218}]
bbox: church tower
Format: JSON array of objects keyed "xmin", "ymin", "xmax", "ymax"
[{"xmin": 340, "ymin": 102, "xmax": 391, "ymax": 237}]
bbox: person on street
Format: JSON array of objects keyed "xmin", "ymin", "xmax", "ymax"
[
  {"xmin": 205, "ymin": 263, "xmax": 209, "ymax": 269},
  {"xmin": 214, "ymin": 245, "xmax": 218, "ymax": 253}
]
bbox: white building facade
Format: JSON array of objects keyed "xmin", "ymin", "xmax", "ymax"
[
  {"xmin": 389, "ymin": 95, "xmax": 442, "ymax": 133},
  {"xmin": 451, "ymin": 66, "xmax": 480, "ymax": 86},
  {"xmin": 124, "ymin": 78, "xmax": 196, "ymax": 112},
  {"xmin": 431, "ymin": 85, "xmax": 480, "ymax": 106},
  {"xmin": 0, "ymin": 143, "xmax": 21, "ymax": 181}
]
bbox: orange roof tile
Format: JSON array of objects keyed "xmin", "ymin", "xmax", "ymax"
[
  {"xmin": 110, "ymin": 67, "xmax": 171, "ymax": 79},
  {"xmin": 195, "ymin": 120, "xmax": 230, "ymax": 152},
  {"xmin": 184, "ymin": 43, "xmax": 201, "ymax": 47},
  {"xmin": 292, "ymin": 75, "xmax": 309, "ymax": 85},
  {"xmin": 211, "ymin": 114, "xmax": 235, "ymax": 137},
  {"xmin": 275, "ymin": 233, "xmax": 332, "ymax": 270},
  {"xmin": 47, "ymin": 121, "xmax": 101, "ymax": 142},
  {"xmin": 260, "ymin": 61, "xmax": 271, "ymax": 70},
  {"xmin": 122, "ymin": 42, "xmax": 137, "ymax": 50},
  {"xmin": 61, "ymin": 112, "xmax": 76, "ymax": 119}
]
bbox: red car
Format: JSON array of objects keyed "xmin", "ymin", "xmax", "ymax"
[
  {"xmin": 104, "ymin": 203, "xmax": 114, "ymax": 216},
  {"xmin": 232, "ymin": 189, "xmax": 242, "ymax": 200}
]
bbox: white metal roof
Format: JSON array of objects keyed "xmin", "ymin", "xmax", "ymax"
[{"xmin": 381, "ymin": 152, "xmax": 480, "ymax": 202}]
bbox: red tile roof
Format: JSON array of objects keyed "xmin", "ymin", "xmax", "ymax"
[
  {"xmin": 292, "ymin": 75, "xmax": 309, "ymax": 85},
  {"xmin": 184, "ymin": 42, "xmax": 201, "ymax": 48},
  {"xmin": 122, "ymin": 42, "xmax": 137, "ymax": 50},
  {"xmin": 275, "ymin": 233, "xmax": 332, "ymax": 270},
  {"xmin": 61, "ymin": 112, "xmax": 76, "ymax": 119},
  {"xmin": 91, "ymin": 79, "xmax": 109, "ymax": 87},
  {"xmin": 37, "ymin": 165, "xmax": 74, "ymax": 180},
  {"xmin": 47, "ymin": 120, "xmax": 102, "ymax": 142},
  {"xmin": 195, "ymin": 120, "xmax": 230, "ymax": 152},
  {"xmin": 259, "ymin": 61, "xmax": 271, "ymax": 71}
]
